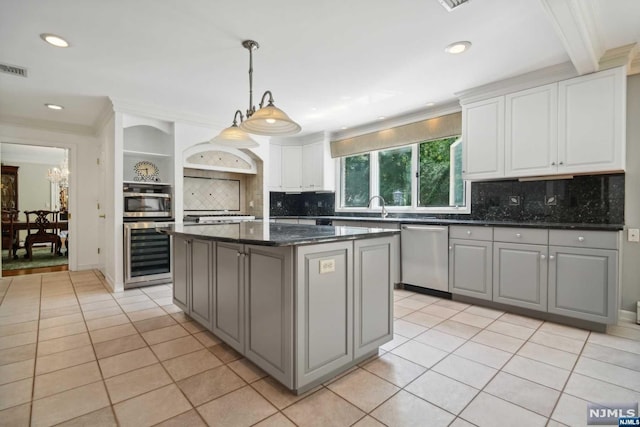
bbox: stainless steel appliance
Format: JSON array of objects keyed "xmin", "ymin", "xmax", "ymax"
[
  {"xmin": 401, "ymin": 225, "xmax": 449, "ymax": 292},
  {"xmin": 123, "ymin": 221, "xmax": 173, "ymax": 288},
  {"xmin": 123, "ymin": 183, "xmax": 171, "ymax": 218}
]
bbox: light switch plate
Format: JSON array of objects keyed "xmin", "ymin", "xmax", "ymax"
[
  {"xmin": 629, "ymin": 228, "xmax": 640, "ymax": 243},
  {"xmin": 319, "ymin": 259, "xmax": 335, "ymax": 274}
]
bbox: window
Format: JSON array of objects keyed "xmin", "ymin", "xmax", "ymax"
[
  {"xmin": 379, "ymin": 147, "xmax": 412, "ymax": 207},
  {"xmin": 341, "ymin": 154, "xmax": 370, "ymax": 207},
  {"xmin": 337, "ymin": 136, "xmax": 469, "ymax": 213}
]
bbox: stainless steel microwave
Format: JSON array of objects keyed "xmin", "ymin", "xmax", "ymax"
[{"xmin": 123, "ymin": 192, "xmax": 171, "ymax": 218}]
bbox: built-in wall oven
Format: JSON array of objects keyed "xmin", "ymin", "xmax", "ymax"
[{"xmin": 123, "ymin": 220, "xmax": 173, "ymax": 288}]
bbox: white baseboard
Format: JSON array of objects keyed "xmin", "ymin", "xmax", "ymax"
[{"xmin": 618, "ymin": 309, "xmax": 638, "ymax": 324}]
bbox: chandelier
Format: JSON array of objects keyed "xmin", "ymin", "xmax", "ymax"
[
  {"xmin": 47, "ymin": 155, "xmax": 69, "ymax": 187},
  {"xmin": 210, "ymin": 40, "xmax": 301, "ymax": 148}
]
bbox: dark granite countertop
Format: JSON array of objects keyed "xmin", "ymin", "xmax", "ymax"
[
  {"xmin": 159, "ymin": 221, "xmax": 399, "ymax": 247},
  {"xmin": 270, "ymin": 216, "xmax": 624, "ymax": 231}
]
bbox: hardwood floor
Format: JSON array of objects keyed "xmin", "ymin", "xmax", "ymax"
[{"xmin": 2, "ymin": 264, "xmax": 68, "ymax": 277}]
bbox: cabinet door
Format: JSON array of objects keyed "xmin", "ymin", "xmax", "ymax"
[
  {"xmin": 172, "ymin": 236, "xmax": 189, "ymax": 311},
  {"xmin": 302, "ymin": 142, "xmax": 323, "ymax": 190},
  {"xmin": 213, "ymin": 242, "xmax": 244, "ymax": 353},
  {"xmin": 269, "ymin": 143, "xmax": 282, "ymax": 191},
  {"xmin": 462, "ymin": 96, "xmax": 505, "ymax": 180},
  {"xmin": 493, "ymin": 242, "xmax": 547, "ymax": 311},
  {"xmin": 354, "ymin": 236, "xmax": 397, "ymax": 358},
  {"xmin": 281, "ymin": 146, "xmax": 303, "ymax": 191},
  {"xmin": 244, "ymin": 245, "xmax": 294, "ymax": 388},
  {"xmin": 190, "ymin": 239, "xmax": 213, "ymax": 328},
  {"xmin": 505, "ymin": 84, "xmax": 558, "ymax": 177},
  {"xmin": 296, "ymin": 241, "xmax": 353, "ymax": 389},
  {"xmin": 449, "ymin": 239, "xmax": 492, "ymax": 300},
  {"xmin": 548, "ymin": 246, "xmax": 618, "ymax": 324},
  {"xmin": 558, "ymin": 66, "xmax": 625, "ymax": 174}
]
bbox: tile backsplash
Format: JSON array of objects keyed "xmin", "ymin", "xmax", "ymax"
[
  {"xmin": 183, "ymin": 168, "xmax": 246, "ymax": 213},
  {"xmin": 270, "ymin": 192, "xmax": 335, "ymax": 216}
]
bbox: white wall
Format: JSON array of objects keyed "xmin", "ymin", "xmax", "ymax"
[
  {"xmin": 7, "ymin": 161, "xmax": 55, "ymax": 213},
  {"xmin": 0, "ymin": 123, "xmax": 101, "ymax": 273}
]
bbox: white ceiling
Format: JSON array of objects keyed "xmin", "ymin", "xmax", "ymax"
[{"xmin": 0, "ymin": 0, "xmax": 638, "ymax": 137}]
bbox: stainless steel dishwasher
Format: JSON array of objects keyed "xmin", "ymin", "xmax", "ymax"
[{"xmin": 401, "ymin": 225, "xmax": 449, "ymax": 292}]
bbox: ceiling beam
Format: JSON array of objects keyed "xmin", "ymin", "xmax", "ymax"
[{"xmin": 539, "ymin": 0, "xmax": 604, "ymax": 75}]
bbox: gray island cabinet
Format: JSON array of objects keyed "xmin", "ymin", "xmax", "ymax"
[{"xmin": 165, "ymin": 222, "xmax": 399, "ymax": 393}]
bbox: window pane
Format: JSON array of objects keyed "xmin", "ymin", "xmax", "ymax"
[
  {"xmin": 418, "ymin": 137, "xmax": 465, "ymax": 207},
  {"xmin": 379, "ymin": 147, "xmax": 412, "ymax": 207},
  {"xmin": 342, "ymin": 154, "xmax": 370, "ymax": 207}
]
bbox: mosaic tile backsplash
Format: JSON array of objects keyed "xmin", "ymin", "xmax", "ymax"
[{"xmin": 270, "ymin": 173, "xmax": 624, "ymax": 225}]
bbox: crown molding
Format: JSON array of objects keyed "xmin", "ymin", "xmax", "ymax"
[
  {"xmin": 599, "ymin": 43, "xmax": 639, "ymax": 75},
  {"xmin": 0, "ymin": 115, "xmax": 95, "ymax": 136},
  {"xmin": 329, "ymin": 101, "xmax": 461, "ymax": 141},
  {"xmin": 109, "ymin": 97, "xmax": 226, "ymax": 130},
  {"xmin": 539, "ymin": 0, "xmax": 603, "ymax": 75},
  {"xmin": 455, "ymin": 62, "xmax": 578, "ymax": 105},
  {"xmin": 270, "ymin": 130, "xmax": 328, "ymax": 146},
  {"xmin": 92, "ymin": 99, "xmax": 115, "ymax": 136}
]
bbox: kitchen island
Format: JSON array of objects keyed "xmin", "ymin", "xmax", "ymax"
[{"xmin": 161, "ymin": 221, "xmax": 400, "ymax": 394}]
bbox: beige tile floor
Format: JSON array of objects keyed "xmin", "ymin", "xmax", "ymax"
[{"xmin": 0, "ymin": 271, "xmax": 639, "ymax": 426}]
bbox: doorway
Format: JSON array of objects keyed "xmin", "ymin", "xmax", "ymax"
[{"xmin": 1, "ymin": 143, "xmax": 70, "ymax": 275}]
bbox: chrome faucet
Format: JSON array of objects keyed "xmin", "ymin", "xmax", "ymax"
[{"xmin": 368, "ymin": 196, "xmax": 388, "ymax": 218}]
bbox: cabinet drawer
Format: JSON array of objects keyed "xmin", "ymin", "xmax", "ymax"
[
  {"xmin": 450, "ymin": 226, "xmax": 493, "ymax": 241},
  {"xmin": 494, "ymin": 227, "xmax": 548, "ymax": 245},
  {"xmin": 549, "ymin": 230, "xmax": 618, "ymax": 250}
]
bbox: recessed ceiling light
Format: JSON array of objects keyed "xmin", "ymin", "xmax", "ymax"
[
  {"xmin": 426, "ymin": 102, "xmax": 435, "ymax": 107},
  {"xmin": 341, "ymin": 126, "xmax": 348, "ymax": 130},
  {"xmin": 40, "ymin": 33, "xmax": 70, "ymax": 48},
  {"xmin": 377, "ymin": 116, "xmax": 385, "ymax": 120},
  {"xmin": 45, "ymin": 103, "xmax": 64, "ymax": 110},
  {"xmin": 445, "ymin": 41, "xmax": 471, "ymax": 54}
]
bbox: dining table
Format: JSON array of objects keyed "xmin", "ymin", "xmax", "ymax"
[{"xmin": 1, "ymin": 220, "xmax": 68, "ymax": 259}]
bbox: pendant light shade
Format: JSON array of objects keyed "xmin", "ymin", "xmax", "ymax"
[
  {"xmin": 240, "ymin": 102, "xmax": 301, "ymax": 136},
  {"xmin": 209, "ymin": 110, "xmax": 259, "ymax": 148}
]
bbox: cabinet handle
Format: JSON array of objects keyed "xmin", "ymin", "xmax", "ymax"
[
  {"xmin": 559, "ymin": 161, "xmax": 564, "ymax": 165},
  {"xmin": 578, "ymin": 236, "xmax": 585, "ymax": 242},
  {"xmin": 237, "ymin": 252, "xmax": 241, "ymax": 257},
  {"xmin": 449, "ymin": 246, "xmax": 452, "ymax": 250},
  {"xmin": 540, "ymin": 254, "xmax": 546, "ymax": 260},
  {"xmin": 549, "ymin": 255, "xmax": 555, "ymax": 260},
  {"xmin": 516, "ymin": 233, "xmax": 522, "ymax": 238},
  {"xmin": 466, "ymin": 230, "xmax": 472, "ymax": 235},
  {"xmin": 551, "ymin": 162, "xmax": 556, "ymax": 166}
]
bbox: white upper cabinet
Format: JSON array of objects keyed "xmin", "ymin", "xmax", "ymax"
[
  {"xmin": 462, "ymin": 96, "xmax": 505, "ymax": 180},
  {"xmin": 505, "ymin": 84, "xmax": 558, "ymax": 177},
  {"xmin": 462, "ymin": 66, "xmax": 626, "ymax": 181},
  {"xmin": 269, "ymin": 132, "xmax": 335, "ymax": 192},
  {"xmin": 268, "ymin": 143, "xmax": 282, "ymax": 191},
  {"xmin": 558, "ymin": 66, "xmax": 626, "ymax": 174}
]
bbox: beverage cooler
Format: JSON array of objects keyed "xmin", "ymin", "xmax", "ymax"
[{"xmin": 123, "ymin": 221, "xmax": 173, "ymax": 288}]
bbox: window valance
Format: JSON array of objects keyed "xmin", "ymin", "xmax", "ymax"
[{"xmin": 330, "ymin": 111, "xmax": 462, "ymax": 158}]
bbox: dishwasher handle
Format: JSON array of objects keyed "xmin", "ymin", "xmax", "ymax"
[{"xmin": 401, "ymin": 225, "xmax": 447, "ymax": 232}]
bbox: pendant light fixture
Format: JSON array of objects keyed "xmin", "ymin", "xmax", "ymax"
[{"xmin": 211, "ymin": 40, "xmax": 301, "ymax": 147}]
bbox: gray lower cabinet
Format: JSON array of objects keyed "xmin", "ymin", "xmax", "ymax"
[
  {"xmin": 244, "ymin": 245, "xmax": 294, "ymax": 388},
  {"xmin": 548, "ymin": 245, "xmax": 618, "ymax": 323},
  {"xmin": 449, "ymin": 239, "xmax": 493, "ymax": 301},
  {"xmin": 353, "ymin": 236, "xmax": 397, "ymax": 358},
  {"xmin": 190, "ymin": 239, "xmax": 213, "ymax": 327},
  {"xmin": 172, "ymin": 236, "xmax": 189, "ymax": 311},
  {"xmin": 296, "ymin": 241, "xmax": 353, "ymax": 388},
  {"xmin": 212, "ymin": 242, "xmax": 245, "ymax": 353},
  {"xmin": 493, "ymin": 242, "xmax": 548, "ymax": 311},
  {"xmin": 172, "ymin": 236, "xmax": 212, "ymax": 326}
]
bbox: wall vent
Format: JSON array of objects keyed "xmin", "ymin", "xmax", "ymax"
[
  {"xmin": 438, "ymin": 0, "xmax": 471, "ymax": 12},
  {"xmin": 0, "ymin": 63, "xmax": 28, "ymax": 77}
]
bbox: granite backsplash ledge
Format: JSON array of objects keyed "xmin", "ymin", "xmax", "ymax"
[{"xmin": 270, "ymin": 173, "xmax": 624, "ymax": 225}]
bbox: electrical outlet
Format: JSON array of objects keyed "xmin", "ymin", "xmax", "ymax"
[
  {"xmin": 629, "ymin": 228, "xmax": 640, "ymax": 243},
  {"xmin": 249, "ymin": 200, "xmax": 254, "ymax": 208},
  {"xmin": 508, "ymin": 196, "xmax": 520, "ymax": 206},
  {"xmin": 319, "ymin": 259, "xmax": 335, "ymax": 274},
  {"xmin": 276, "ymin": 201, "xmax": 282, "ymax": 208},
  {"xmin": 545, "ymin": 195, "xmax": 558, "ymax": 206},
  {"xmin": 317, "ymin": 201, "xmax": 323, "ymax": 207}
]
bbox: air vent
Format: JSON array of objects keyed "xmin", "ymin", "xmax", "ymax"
[
  {"xmin": 438, "ymin": 0, "xmax": 471, "ymax": 12},
  {"xmin": 0, "ymin": 63, "xmax": 28, "ymax": 78}
]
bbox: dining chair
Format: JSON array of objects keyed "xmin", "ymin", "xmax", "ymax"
[
  {"xmin": 1, "ymin": 209, "xmax": 19, "ymax": 259},
  {"xmin": 23, "ymin": 210, "xmax": 62, "ymax": 260}
]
